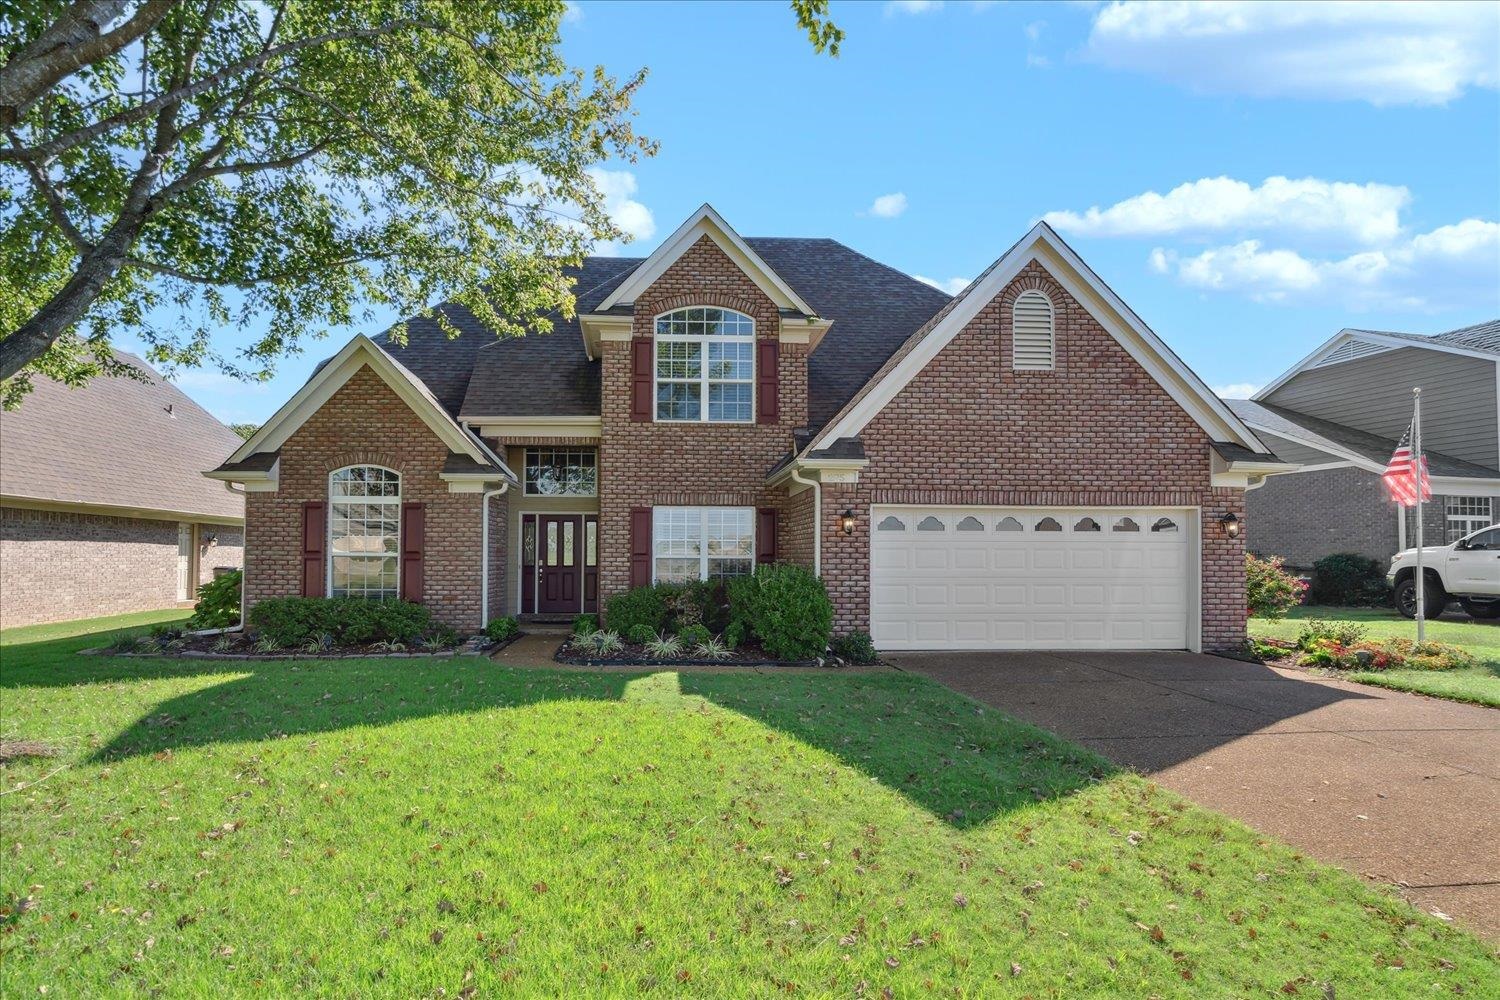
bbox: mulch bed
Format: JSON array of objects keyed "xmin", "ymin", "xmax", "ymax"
[
  {"xmin": 553, "ymin": 638, "xmax": 835, "ymax": 669},
  {"xmin": 86, "ymin": 631, "xmax": 510, "ymax": 660}
]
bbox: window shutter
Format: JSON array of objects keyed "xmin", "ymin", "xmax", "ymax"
[
  {"xmin": 301, "ymin": 501, "xmax": 326, "ymax": 597},
  {"xmin": 630, "ymin": 337, "xmax": 653, "ymax": 421},
  {"xmin": 756, "ymin": 340, "xmax": 780, "ymax": 424},
  {"xmin": 400, "ymin": 502, "xmax": 425, "ymax": 603},
  {"xmin": 1012, "ymin": 290, "xmax": 1055, "ymax": 370},
  {"xmin": 630, "ymin": 507, "xmax": 652, "ymax": 587},
  {"xmin": 756, "ymin": 508, "xmax": 777, "ymax": 565}
]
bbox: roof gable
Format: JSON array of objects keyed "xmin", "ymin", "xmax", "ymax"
[
  {"xmin": 1254, "ymin": 323, "xmax": 1499, "ymax": 400},
  {"xmin": 596, "ymin": 204, "xmax": 817, "ymax": 315},
  {"xmin": 806, "ymin": 222, "xmax": 1267, "ymax": 455}
]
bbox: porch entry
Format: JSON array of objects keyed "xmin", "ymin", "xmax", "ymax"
[{"xmin": 520, "ymin": 514, "xmax": 599, "ymax": 615}]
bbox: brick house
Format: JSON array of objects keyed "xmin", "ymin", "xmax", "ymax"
[
  {"xmin": 208, "ymin": 208, "xmax": 1290, "ymax": 652},
  {"xmin": 1, "ymin": 351, "xmax": 245, "ymax": 628},
  {"xmin": 1225, "ymin": 322, "xmax": 1500, "ymax": 570}
]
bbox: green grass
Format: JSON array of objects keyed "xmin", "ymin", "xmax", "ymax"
[
  {"xmin": 1250, "ymin": 605, "xmax": 1500, "ymax": 707},
  {"xmin": 2, "ymin": 617, "xmax": 1495, "ymax": 997}
]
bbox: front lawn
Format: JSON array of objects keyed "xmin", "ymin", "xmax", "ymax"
[
  {"xmin": 1250, "ymin": 606, "xmax": 1500, "ymax": 707},
  {"xmin": 2, "ymin": 617, "xmax": 1495, "ymax": 996}
]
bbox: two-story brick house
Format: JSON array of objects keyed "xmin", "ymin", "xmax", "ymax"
[{"xmin": 208, "ymin": 206, "xmax": 1288, "ymax": 652}]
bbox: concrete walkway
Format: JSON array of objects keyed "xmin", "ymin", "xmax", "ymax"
[{"xmin": 889, "ymin": 650, "xmax": 1500, "ymax": 942}]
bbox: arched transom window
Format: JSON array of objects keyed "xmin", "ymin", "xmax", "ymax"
[
  {"xmin": 329, "ymin": 465, "xmax": 401, "ymax": 598},
  {"xmin": 654, "ymin": 307, "xmax": 754, "ymax": 422}
]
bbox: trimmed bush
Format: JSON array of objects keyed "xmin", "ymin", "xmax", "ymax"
[
  {"xmin": 572, "ymin": 614, "xmax": 599, "ymax": 636},
  {"xmin": 1245, "ymin": 554, "xmax": 1306, "ymax": 620},
  {"xmin": 248, "ymin": 597, "xmax": 431, "ymax": 648},
  {"xmin": 728, "ymin": 563, "xmax": 833, "ymax": 661},
  {"xmin": 485, "ymin": 616, "xmax": 519, "ymax": 642},
  {"xmin": 677, "ymin": 623, "xmax": 712, "ymax": 648},
  {"xmin": 625, "ymin": 623, "xmax": 657, "ymax": 645},
  {"xmin": 1309, "ymin": 553, "xmax": 1389, "ymax": 607},
  {"xmin": 605, "ymin": 586, "xmax": 668, "ymax": 635},
  {"xmin": 188, "ymin": 569, "xmax": 242, "ymax": 629},
  {"xmin": 830, "ymin": 630, "xmax": 877, "ymax": 665}
]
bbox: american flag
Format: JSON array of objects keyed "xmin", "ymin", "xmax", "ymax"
[{"xmin": 1382, "ymin": 422, "xmax": 1430, "ymax": 507}]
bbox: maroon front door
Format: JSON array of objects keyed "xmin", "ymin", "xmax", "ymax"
[{"xmin": 524, "ymin": 514, "xmax": 598, "ymax": 615}]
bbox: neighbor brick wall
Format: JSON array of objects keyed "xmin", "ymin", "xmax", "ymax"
[
  {"xmin": 243, "ymin": 365, "xmax": 485, "ymax": 629},
  {"xmin": 817, "ymin": 260, "xmax": 1248, "ymax": 650},
  {"xmin": 1246, "ymin": 466, "xmax": 1398, "ymax": 569},
  {"xmin": 0, "ymin": 506, "xmax": 243, "ymax": 628},
  {"xmin": 597, "ymin": 235, "xmax": 807, "ymax": 602}
]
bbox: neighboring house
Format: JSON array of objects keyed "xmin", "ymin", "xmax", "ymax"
[
  {"xmin": 207, "ymin": 207, "xmax": 1289, "ymax": 652},
  {"xmin": 1, "ymin": 352, "xmax": 245, "ymax": 628},
  {"xmin": 1226, "ymin": 321, "xmax": 1500, "ymax": 569}
]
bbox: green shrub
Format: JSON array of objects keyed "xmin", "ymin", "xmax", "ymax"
[
  {"xmin": 644, "ymin": 633, "xmax": 683, "ymax": 659},
  {"xmin": 693, "ymin": 637, "xmax": 731, "ymax": 660},
  {"xmin": 572, "ymin": 613, "xmax": 599, "ymax": 636},
  {"xmin": 1402, "ymin": 639, "xmax": 1479, "ymax": 672},
  {"xmin": 605, "ymin": 586, "xmax": 668, "ymax": 635},
  {"xmin": 728, "ymin": 563, "xmax": 833, "ymax": 661},
  {"xmin": 1295, "ymin": 619, "xmax": 1368, "ymax": 652},
  {"xmin": 723, "ymin": 620, "xmax": 745, "ymax": 650},
  {"xmin": 625, "ymin": 623, "xmax": 657, "ymax": 645},
  {"xmin": 830, "ymin": 630, "xmax": 878, "ymax": 665},
  {"xmin": 1309, "ymin": 553, "xmax": 1389, "ymax": 607},
  {"xmin": 1245, "ymin": 554, "xmax": 1306, "ymax": 619},
  {"xmin": 677, "ymin": 623, "xmax": 712, "ymax": 648},
  {"xmin": 485, "ymin": 617, "xmax": 519, "ymax": 642},
  {"xmin": 249, "ymin": 597, "xmax": 431, "ymax": 648},
  {"xmin": 188, "ymin": 570, "xmax": 242, "ymax": 629}
]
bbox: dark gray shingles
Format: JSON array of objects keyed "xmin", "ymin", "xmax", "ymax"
[
  {"xmin": 0, "ymin": 352, "xmax": 246, "ymax": 519},
  {"xmin": 1226, "ymin": 399, "xmax": 1499, "ymax": 478},
  {"xmin": 1345, "ymin": 319, "xmax": 1500, "ymax": 357},
  {"xmin": 1210, "ymin": 441, "xmax": 1283, "ymax": 464}
]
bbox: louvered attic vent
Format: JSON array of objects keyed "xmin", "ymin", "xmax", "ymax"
[{"xmin": 1012, "ymin": 290, "xmax": 1055, "ymax": 370}]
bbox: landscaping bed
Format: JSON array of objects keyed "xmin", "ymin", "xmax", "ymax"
[{"xmin": 554, "ymin": 635, "xmax": 822, "ymax": 668}]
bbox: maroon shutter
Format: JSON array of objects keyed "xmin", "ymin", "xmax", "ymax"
[
  {"xmin": 400, "ymin": 502, "xmax": 425, "ymax": 603},
  {"xmin": 630, "ymin": 337, "xmax": 653, "ymax": 422},
  {"xmin": 629, "ymin": 507, "xmax": 652, "ymax": 588},
  {"xmin": 756, "ymin": 340, "xmax": 780, "ymax": 425},
  {"xmin": 301, "ymin": 501, "xmax": 325, "ymax": 597},
  {"xmin": 756, "ymin": 508, "xmax": 777, "ymax": 566}
]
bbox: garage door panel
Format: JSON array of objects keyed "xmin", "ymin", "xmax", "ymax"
[{"xmin": 871, "ymin": 506, "xmax": 1194, "ymax": 651}]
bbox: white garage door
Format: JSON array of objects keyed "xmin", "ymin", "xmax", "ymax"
[{"xmin": 870, "ymin": 507, "xmax": 1195, "ymax": 651}]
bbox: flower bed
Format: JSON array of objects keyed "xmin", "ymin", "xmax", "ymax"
[
  {"xmin": 1248, "ymin": 620, "xmax": 1477, "ymax": 673},
  {"xmin": 90, "ymin": 622, "xmax": 487, "ymax": 659}
]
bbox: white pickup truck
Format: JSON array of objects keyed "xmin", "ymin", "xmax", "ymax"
[{"xmin": 1388, "ymin": 524, "xmax": 1500, "ymax": 620}]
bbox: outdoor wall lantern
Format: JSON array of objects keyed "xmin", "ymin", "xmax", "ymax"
[
  {"xmin": 1219, "ymin": 512, "xmax": 1241, "ymax": 538},
  {"xmin": 840, "ymin": 509, "xmax": 857, "ymax": 536}
]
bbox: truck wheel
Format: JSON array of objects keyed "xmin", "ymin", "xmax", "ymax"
[
  {"xmin": 1459, "ymin": 598, "xmax": 1500, "ymax": 620},
  {"xmin": 1394, "ymin": 577, "xmax": 1447, "ymax": 620}
]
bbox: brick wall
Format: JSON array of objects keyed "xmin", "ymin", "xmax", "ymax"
[
  {"xmin": 1246, "ymin": 466, "xmax": 1398, "ymax": 568},
  {"xmin": 0, "ymin": 506, "xmax": 243, "ymax": 628},
  {"xmin": 243, "ymin": 366, "xmax": 485, "ymax": 629},
  {"xmin": 817, "ymin": 260, "xmax": 1248, "ymax": 650},
  {"xmin": 597, "ymin": 235, "xmax": 806, "ymax": 601}
]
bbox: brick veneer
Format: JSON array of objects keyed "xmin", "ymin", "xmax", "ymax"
[
  {"xmin": 243, "ymin": 366, "xmax": 485, "ymax": 629},
  {"xmin": 1246, "ymin": 466, "xmax": 1398, "ymax": 568},
  {"xmin": 0, "ymin": 506, "xmax": 242, "ymax": 627},
  {"xmin": 815, "ymin": 261, "xmax": 1248, "ymax": 650},
  {"xmin": 597, "ymin": 235, "xmax": 809, "ymax": 602}
]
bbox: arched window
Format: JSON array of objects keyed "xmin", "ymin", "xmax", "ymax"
[
  {"xmin": 1012, "ymin": 289, "xmax": 1055, "ymax": 371},
  {"xmin": 956, "ymin": 516, "xmax": 985, "ymax": 531},
  {"xmin": 1151, "ymin": 516, "xmax": 1179, "ymax": 533},
  {"xmin": 917, "ymin": 516, "xmax": 945, "ymax": 531},
  {"xmin": 876, "ymin": 515, "xmax": 907, "ymax": 531},
  {"xmin": 654, "ymin": 307, "xmax": 755, "ymax": 422},
  {"xmin": 329, "ymin": 466, "xmax": 401, "ymax": 599},
  {"xmin": 1073, "ymin": 516, "xmax": 1101, "ymax": 532},
  {"xmin": 1034, "ymin": 516, "xmax": 1062, "ymax": 532},
  {"xmin": 1112, "ymin": 516, "xmax": 1141, "ymax": 532},
  {"xmin": 996, "ymin": 516, "xmax": 1024, "ymax": 531}
]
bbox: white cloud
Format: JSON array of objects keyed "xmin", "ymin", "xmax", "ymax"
[
  {"xmin": 885, "ymin": 0, "xmax": 943, "ymax": 14},
  {"xmin": 1211, "ymin": 383, "xmax": 1261, "ymax": 399},
  {"xmin": 1085, "ymin": 1, "xmax": 1499, "ymax": 106},
  {"xmin": 562, "ymin": 2, "xmax": 583, "ymax": 24},
  {"xmin": 586, "ymin": 168, "xmax": 655, "ymax": 245},
  {"xmin": 866, "ymin": 192, "xmax": 909, "ymax": 219},
  {"xmin": 1150, "ymin": 219, "xmax": 1500, "ymax": 309},
  {"xmin": 1045, "ymin": 176, "xmax": 1410, "ymax": 245},
  {"xmin": 914, "ymin": 274, "xmax": 971, "ymax": 295}
]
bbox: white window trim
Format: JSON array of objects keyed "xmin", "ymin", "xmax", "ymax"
[
  {"xmin": 651, "ymin": 506, "xmax": 756, "ymax": 583},
  {"xmin": 1445, "ymin": 496, "xmax": 1493, "ymax": 542},
  {"xmin": 327, "ymin": 465, "xmax": 402, "ymax": 599},
  {"xmin": 653, "ymin": 307, "xmax": 755, "ymax": 424},
  {"xmin": 521, "ymin": 447, "xmax": 598, "ymax": 497}
]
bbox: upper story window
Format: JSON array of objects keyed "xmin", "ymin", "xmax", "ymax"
[
  {"xmin": 1012, "ymin": 289, "xmax": 1055, "ymax": 371},
  {"xmin": 329, "ymin": 465, "xmax": 400, "ymax": 599},
  {"xmin": 654, "ymin": 307, "xmax": 754, "ymax": 422},
  {"xmin": 524, "ymin": 448, "xmax": 597, "ymax": 496}
]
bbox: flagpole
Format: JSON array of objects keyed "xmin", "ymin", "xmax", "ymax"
[{"xmin": 1413, "ymin": 387, "xmax": 1425, "ymax": 644}]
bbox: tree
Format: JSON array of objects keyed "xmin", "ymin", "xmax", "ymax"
[
  {"xmin": 230, "ymin": 421, "xmax": 257, "ymax": 440},
  {"xmin": 0, "ymin": 1, "xmax": 842, "ymax": 407}
]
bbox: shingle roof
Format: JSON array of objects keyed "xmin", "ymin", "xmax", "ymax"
[
  {"xmin": 0, "ymin": 352, "xmax": 246, "ymax": 520},
  {"xmin": 1226, "ymin": 399, "xmax": 1499, "ymax": 479},
  {"xmin": 1345, "ymin": 319, "xmax": 1500, "ymax": 357},
  {"xmin": 364, "ymin": 240, "xmax": 951, "ymax": 426}
]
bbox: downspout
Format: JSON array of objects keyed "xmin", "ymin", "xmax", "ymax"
[
  {"xmin": 223, "ymin": 481, "xmax": 248, "ymax": 631},
  {"xmin": 788, "ymin": 464, "xmax": 821, "ymax": 576},
  {"xmin": 480, "ymin": 482, "xmax": 510, "ymax": 628}
]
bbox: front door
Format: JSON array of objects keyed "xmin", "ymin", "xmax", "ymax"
[{"xmin": 524, "ymin": 514, "xmax": 599, "ymax": 614}]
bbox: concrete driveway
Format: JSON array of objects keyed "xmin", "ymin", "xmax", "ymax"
[{"xmin": 889, "ymin": 650, "xmax": 1500, "ymax": 942}]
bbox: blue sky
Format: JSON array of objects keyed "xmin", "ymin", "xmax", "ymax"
[{"xmin": 153, "ymin": 1, "xmax": 1500, "ymax": 422}]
